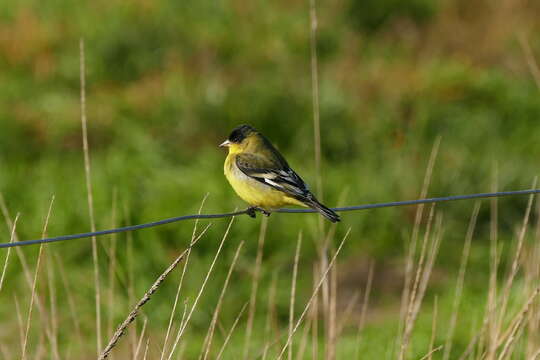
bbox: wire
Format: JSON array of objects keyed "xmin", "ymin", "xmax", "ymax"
[{"xmin": 1, "ymin": 189, "xmax": 538, "ymax": 249}]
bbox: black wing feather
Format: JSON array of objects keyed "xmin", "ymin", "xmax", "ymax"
[{"xmin": 235, "ymin": 154, "xmax": 310, "ymax": 200}]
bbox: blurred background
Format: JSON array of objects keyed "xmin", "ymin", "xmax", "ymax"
[{"xmin": 0, "ymin": 0, "xmax": 539, "ymax": 358}]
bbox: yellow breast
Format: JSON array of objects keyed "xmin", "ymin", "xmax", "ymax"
[{"xmin": 224, "ymin": 154, "xmax": 304, "ymax": 210}]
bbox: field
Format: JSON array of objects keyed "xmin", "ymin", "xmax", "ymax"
[{"xmin": 1, "ymin": 0, "xmax": 540, "ymax": 359}]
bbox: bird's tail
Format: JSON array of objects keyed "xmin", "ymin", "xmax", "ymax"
[{"xmin": 305, "ymin": 196, "xmax": 340, "ymax": 223}]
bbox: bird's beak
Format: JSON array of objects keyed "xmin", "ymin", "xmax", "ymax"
[{"xmin": 219, "ymin": 140, "xmax": 232, "ymax": 148}]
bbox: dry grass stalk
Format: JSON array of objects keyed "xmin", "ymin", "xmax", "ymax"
[
  {"xmin": 200, "ymin": 240, "xmax": 244, "ymax": 360},
  {"xmin": 309, "ymin": 0, "xmax": 322, "ymax": 199},
  {"xmin": 327, "ymin": 248, "xmax": 338, "ymax": 360},
  {"xmin": 134, "ymin": 316, "xmax": 148, "ymax": 360},
  {"xmin": 443, "ymin": 202, "xmax": 480, "ymax": 360},
  {"xmin": 399, "ymin": 137, "xmax": 441, "ymax": 353},
  {"xmin": 526, "ymin": 201, "xmax": 540, "ymax": 357},
  {"xmin": 106, "ymin": 189, "xmax": 118, "ymax": 342},
  {"xmin": 312, "ymin": 264, "xmax": 319, "ymax": 360},
  {"xmin": 496, "ymin": 178, "xmax": 537, "ymax": 341},
  {"xmin": 0, "ymin": 212, "xmax": 19, "ymax": 292},
  {"xmin": 518, "ymin": 33, "xmax": 540, "ymax": 89},
  {"xmin": 497, "ymin": 286, "xmax": 540, "ymax": 360},
  {"xmin": 276, "ymin": 228, "xmax": 351, "ymax": 360},
  {"xmin": 420, "ymin": 345, "xmax": 443, "ymax": 360},
  {"xmin": 46, "ymin": 247, "xmax": 60, "ymax": 359},
  {"xmin": 262, "ymin": 271, "xmax": 279, "ymax": 360},
  {"xmin": 98, "ymin": 224, "xmax": 210, "ymax": 359},
  {"xmin": 0, "ymin": 194, "xmax": 30, "ymax": 286},
  {"xmin": 487, "ymin": 165, "xmax": 499, "ymax": 360},
  {"xmin": 22, "ymin": 196, "xmax": 55, "ymax": 360},
  {"xmin": 79, "ymin": 38, "xmax": 102, "ymax": 355},
  {"xmin": 429, "ymin": 296, "xmax": 438, "ymax": 360},
  {"xmin": 160, "ymin": 195, "xmax": 209, "ymax": 359},
  {"xmin": 354, "ymin": 260, "xmax": 374, "ymax": 357},
  {"xmin": 400, "ymin": 207, "xmax": 443, "ymax": 360},
  {"xmin": 215, "ymin": 302, "xmax": 248, "ymax": 360},
  {"xmin": 459, "ymin": 189, "xmax": 538, "ymax": 360},
  {"xmin": 243, "ymin": 216, "xmax": 268, "ymax": 359},
  {"xmin": 297, "ymin": 298, "xmax": 317, "ymax": 360},
  {"xmin": 133, "ymin": 316, "xmax": 148, "ymax": 360},
  {"xmin": 413, "ymin": 215, "xmax": 443, "ymax": 321},
  {"xmin": 122, "ymin": 201, "xmax": 137, "ymax": 354},
  {"xmin": 2, "ymin": 201, "xmax": 60, "ymax": 349},
  {"xmin": 1, "ymin": 196, "xmax": 58, "ymax": 353},
  {"xmin": 166, "ymin": 219, "xmax": 234, "ymax": 360},
  {"xmin": 14, "ymin": 294, "xmax": 25, "ymax": 354},
  {"xmin": 142, "ymin": 338, "xmax": 150, "ymax": 360},
  {"xmin": 0, "ymin": 196, "xmax": 38, "ymax": 291},
  {"xmin": 336, "ymin": 291, "xmax": 359, "ymax": 337},
  {"xmin": 287, "ymin": 233, "xmax": 302, "ymax": 360},
  {"xmin": 403, "ymin": 205, "xmax": 436, "ymax": 338},
  {"xmin": 53, "ymin": 251, "xmax": 83, "ymax": 343},
  {"xmin": 496, "ymin": 285, "xmax": 540, "ymax": 348}
]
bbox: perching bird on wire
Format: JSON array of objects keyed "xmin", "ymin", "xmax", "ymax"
[{"xmin": 220, "ymin": 124, "xmax": 340, "ymax": 223}]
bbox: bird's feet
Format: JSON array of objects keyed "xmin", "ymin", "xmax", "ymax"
[{"xmin": 246, "ymin": 207, "xmax": 271, "ymax": 218}]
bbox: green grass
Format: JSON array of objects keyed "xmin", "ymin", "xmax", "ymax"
[{"xmin": 1, "ymin": 0, "xmax": 540, "ymax": 358}]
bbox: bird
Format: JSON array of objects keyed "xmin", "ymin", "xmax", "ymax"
[{"xmin": 220, "ymin": 124, "xmax": 340, "ymax": 223}]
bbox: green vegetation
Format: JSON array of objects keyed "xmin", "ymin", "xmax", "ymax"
[{"xmin": 0, "ymin": 0, "xmax": 539, "ymax": 358}]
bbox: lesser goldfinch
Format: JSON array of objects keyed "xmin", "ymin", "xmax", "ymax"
[{"xmin": 220, "ymin": 124, "xmax": 340, "ymax": 223}]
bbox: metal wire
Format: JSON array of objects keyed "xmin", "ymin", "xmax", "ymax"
[{"xmin": 1, "ymin": 189, "xmax": 538, "ymax": 249}]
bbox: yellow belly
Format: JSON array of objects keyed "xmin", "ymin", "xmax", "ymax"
[{"xmin": 224, "ymin": 155, "xmax": 305, "ymax": 210}]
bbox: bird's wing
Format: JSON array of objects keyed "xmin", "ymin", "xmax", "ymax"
[{"xmin": 235, "ymin": 153, "xmax": 310, "ymax": 200}]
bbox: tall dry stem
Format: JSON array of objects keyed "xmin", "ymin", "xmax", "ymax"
[
  {"xmin": 287, "ymin": 233, "xmax": 302, "ymax": 360},
  {"xmin": 167, "ymin": 219, "xmax": 233, "ymax": 360},
  {"xmin": 443, "ymin": 202, "xmax": 480, "ymax": 360},
  {"xmin": 276, "ymin": 229, "xmax": 350, "ymax": 360},
  {"xmin": 79, "ymin": 38, "xmax": 102, "ymax": 355},
  {"xmin": 215, "ymin": 303, "xmax": 248, "ymax": 360},
  {"xmin": 99, "ymin": 225, "xmax": 210, "ymax": 359},
  {"xmin": 22, "ymin": 196, "xmax": 55, "ymax": 360},
  {"xmin": 398, "ymin": 137, "xmax": 441, "ymax": 354},
  {"xmin": 0, "ymin": 212, "xmax": 18, "ymax": 292},
  {"xmin": 243, "ymin": 216, "xmax": 268, "ymax": 359},
  {"xmin": 161, "ymin": 195, "xmax": 209, "ymax": 359},
  {"xmin": 200, "ymin": 240, "xmax": 244, "ymax": 360}
]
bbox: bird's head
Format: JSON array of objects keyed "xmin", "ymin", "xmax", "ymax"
[{"xmin": 220, "ymin": 124, "xmax": 259, "ymax": 154}]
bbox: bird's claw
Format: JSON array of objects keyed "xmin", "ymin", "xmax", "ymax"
[
  {"xmin": 246, "ymin": 207, "xmax": 257, "ymax": 218},
  {"xmin": 246, "ymin": 207, "xmax": 271, "ymax": 218}
]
